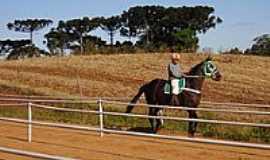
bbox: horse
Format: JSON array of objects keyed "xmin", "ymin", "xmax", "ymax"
[{"xmin": 126, "ymin": 56, "xmax": 222, "ymax": 137}]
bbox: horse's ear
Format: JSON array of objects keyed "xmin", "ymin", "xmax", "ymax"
[{"xmin": 206, "ymin": 55, "xmax": 213, "ymax": 61}]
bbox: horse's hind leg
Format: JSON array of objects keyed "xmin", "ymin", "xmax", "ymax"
[
  {"xmin": 148, "ymin": 107, "xmax": 156, "ymax": 133},
  {"xmin": 157, "ymin": 109, "xmax": 164, "ymax": 126},
  {"xmin": 188, "ymin": 110, "xmax": 198, "ymax": 137},
  {"xmin": 155, "ymin": 109, "xmax": 164, "ymax": 132}
]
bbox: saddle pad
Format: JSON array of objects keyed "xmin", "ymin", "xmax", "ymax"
[{"xmin": 164, "ymin": 78, "xmax": 186, "ymax": 94}]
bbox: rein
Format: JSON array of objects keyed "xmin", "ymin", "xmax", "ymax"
[
  {"xmin": 179, "ymin": 61, "xmax": 217, "ymax": 94},
  {"xmin": 180, "ymin": 76, "xmax": 202, "ymax": 94},
  {"xmin": 184, "ymin": 61, "xmax": 217, "ymax": 79},
  {"xmin": 184, "ymin": 75, "xmax": 203, "ymax": 78},
  {"xmin": 182, "ymin": 88, "xmax": 201, "ymax": 94}
]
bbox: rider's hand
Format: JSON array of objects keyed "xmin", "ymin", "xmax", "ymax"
[{"xmin": 182, "ymin": 73, "xmax": 187, "ymax": 77}]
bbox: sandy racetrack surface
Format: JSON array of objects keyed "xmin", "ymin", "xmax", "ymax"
[{"xmin": 0, "ymin": 121, "xmax": 269, "ymax": 160}]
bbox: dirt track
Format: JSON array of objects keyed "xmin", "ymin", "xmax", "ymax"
[{"xmin": 0, "ymin": 122, "xmax": 270, "ymax": 160}]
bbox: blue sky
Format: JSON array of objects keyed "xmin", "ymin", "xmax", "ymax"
[{"xmin": 0, "ymin": 0, "xmax": 269, "ymax": 52}]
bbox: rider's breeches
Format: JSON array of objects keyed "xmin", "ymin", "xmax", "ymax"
[{"xmin": 171, "ymin": 79, "xmax": 180, "ymax": 95}]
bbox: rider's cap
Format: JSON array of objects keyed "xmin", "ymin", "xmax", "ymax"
[{"xmin": 171, "ymin": 53, "xmax": 180, "ymax": 61}]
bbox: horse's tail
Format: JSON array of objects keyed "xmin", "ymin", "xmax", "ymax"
[{"xmin": 126, "ymin": 83, "xmax": 148, "ymax": 113}]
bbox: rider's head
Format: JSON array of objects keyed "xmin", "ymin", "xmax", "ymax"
[{"xmin": 171, "ymin": 53, "xmax": 180, "ymax": 64}]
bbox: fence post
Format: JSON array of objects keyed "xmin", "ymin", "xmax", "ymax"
[
  {"xmin": 98, "ymin": 98, "xmax": 104, "ymax": 137},
  {"xmin": 27, "ymin": 102, "xmax": 32, "ymax": 143}
]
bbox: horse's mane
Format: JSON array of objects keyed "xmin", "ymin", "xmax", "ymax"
[{"xmin": 188, "ymin": 60, "xmax": 205, "ymax": 75}]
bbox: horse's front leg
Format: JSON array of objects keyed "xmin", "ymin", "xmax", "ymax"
[
  {"xmin": 155, "ymin": 109, "xmax": 164, "ymax": 133},
  {"xmin": 188, "ymin": 110, "xmax": 198, "ymax": 137}
]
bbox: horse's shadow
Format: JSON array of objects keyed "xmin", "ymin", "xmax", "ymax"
[{"xmin": 127, "ymin": 127, "xmax": 153, "ymax": 133}]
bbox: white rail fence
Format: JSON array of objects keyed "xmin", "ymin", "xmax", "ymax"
[
  {"xmin": 0, "ymin": 146, "xmax": 77, "ymax": 160},
  {"xmin": 0, "ymin": 95, "xmax": 270, "ymax": 108},
  {"xmin": 0, "ymin": 98, "xmax": 270, "ymax": 150}
]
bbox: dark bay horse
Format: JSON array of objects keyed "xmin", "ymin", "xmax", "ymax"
[{"xmin": 126, "ymin": 57, "xmax": 222, "ymax": 137}]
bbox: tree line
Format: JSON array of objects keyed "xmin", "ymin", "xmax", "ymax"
[
  {"xmin": 0, "ymin": 5, "xmax": 224, "ymax": 59},
  {"xmin": 221, "ymin": 34, "xmax": 270, "ymax": 56},
  {"xmin": 1, "ymin": 5, "xmax": 268, "ymax": 60},
  {"xmin": 43, "ymin": 5, "xmax": 222, "ymax": 55}
]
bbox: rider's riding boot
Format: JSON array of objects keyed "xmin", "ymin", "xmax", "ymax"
[{"xmin": 170, "ymin": 94, "xmax": 179, "ymax": 106}]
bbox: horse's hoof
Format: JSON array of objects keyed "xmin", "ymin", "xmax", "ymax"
[
  {"xmin": 188, "ymin": 133, "xmax": 194, "ymax": 138},
  {"xmin": 151, "ymin": 129, "xmax": 158, "ymax": 134}
]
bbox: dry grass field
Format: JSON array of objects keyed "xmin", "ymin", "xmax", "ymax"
[
  {"xmin": 0, "ymin": 53, "xmax": 269, "ymax": 104},
  {"xmin": 0, "ymin": 53, "xmax": 269, "ymax": 159}
]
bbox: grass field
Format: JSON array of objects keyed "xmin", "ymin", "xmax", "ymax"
[
  {"xmin": 0, "ymin": 53, "xmax": 269, "ymax": 104},
  {"xmin": 0, "ymin": 53, "xmax": 269, "ymax": 143}
]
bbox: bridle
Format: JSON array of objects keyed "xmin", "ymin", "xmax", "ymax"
[
  {"xmin": 203, "ymin": 60, "xmax": 219, "ymax": 78},
  {"xmin": 181, "ymin": 61, "xmax": 219, "ymax": 94},
  {"xmin": 184, "ymin": 60, "xmax": 218, "ymax": 79}
]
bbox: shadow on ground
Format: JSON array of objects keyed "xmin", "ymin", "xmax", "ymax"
[{"xmin": 127, "ymin": 127, "xmax": 154, "ymax": 133}]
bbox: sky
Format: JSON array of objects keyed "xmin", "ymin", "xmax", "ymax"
[{"xmin": 0, "ymin": 0, "xmax": 270, "ymax": 52}]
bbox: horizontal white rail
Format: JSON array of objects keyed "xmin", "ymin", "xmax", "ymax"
[
  {"xmin": 202, "ymin": 101, "xmax": 270, "ymax": 109},
  {"xmin": 32, "ymin": 103, "xmax": 99, "ymax": 114},
  {"xmin": 0, "ymin": 96, "xmax": 269, "ymax": 108},
  {"xmin": 0, "ymin": 94, "xmax": 129, "ymax": 101},
  {"xmin": 0, "ymin": 103, "xmax": 28, "ymax": 106},
  {"xmin": 0, "ymin": 146, "xmax": 77, "ymax": 160},
  {"xmin": 103, "ymin": 100, "xmax": 270, "ymax": 115},
  {"xmin": 1, "ymin": 116, "xmax": 269, "ymax": 150},
  {"xmin": 29, "ymin": 103, "xmax": 270, "ymax": 128},
  {"xmin": 103, "ymin": 129, "xmax": 270, "ymax": 150},
  {"xmin": 0, "ymin": 94, "xmax": 101, "ymax": 100},
  {"xmin": 102, "ymin": 111, "xmax": 270, "ymax": 128},
  {"xmin": 0, "ymin": 98, "xmax": 97, "ymax": 104},
  {"xmin": 0, "ymin": 97, "xmax": 269, "ymax": 150},
  {"xmin": 0, "ymin": 117, "xmax": 99, "ymax": 132},
  {"xmin": 101, "ymin": 97, "xmax": 270, "ymax": 108},
  {"xmin": 32, "ymin": 102, "xmax": 270, "ymax": 115},
  {"xmin": 1, "ymin": 100, "xmax": 269, "ymax": 116}
]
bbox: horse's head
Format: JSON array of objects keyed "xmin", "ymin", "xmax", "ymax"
[
  {"xmin": 202, "ymin": 56, "xmax": 222, "ymax": 81},
  {"xmin": 190, "ymin": 56, "xmax": 222, "ymax": 81}
]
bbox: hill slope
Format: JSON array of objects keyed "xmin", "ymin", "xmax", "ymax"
[{"xmin": 0, "ymin": 53, "xmax": 269, "ymax": 104}]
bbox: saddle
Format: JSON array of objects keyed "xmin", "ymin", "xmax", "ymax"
[{"xmin": 164, "ymin": 78, "xmax": 186, "ymax": 95}]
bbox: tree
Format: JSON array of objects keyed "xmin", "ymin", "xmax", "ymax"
[
  {"xmin": 0, "ymin": 39, "xmax": 48, "ymax": 60},
  {"xmin": 57, "ymin": 17, "xmax": 100, "ymax": 54},
  {"xmin": 44, "ymin": 28, "xmax": 72, "ymax": 55},
  {"xmin": 172, "ymin": 28, "xmax": 199, "ymax": 52},
  {"xmin": 7, "ymin": 45, "xmax": 49, "ymax": 60},
  {"xmin": 120, "ymin": 5, "xmax": 222, "ymax": 51},
  {"xmin": 120, "ymin": 6, "xmax": 165, "ymax": 44},
  {"xmin": 68, "ymin": 35, "xmax": 106, "ymax": 53},
  {"xmin": 7, "ymin": 19, "xmax": 53, "ymax": 44},
  {"xmin": 100, "ymin": 16, "xmax": 122, "ymax": 45},
  {"xmin": 0, "ymin": 39, "xmax": 31, "ymax": 56},
  {"xmin": 222, "ymin": 47, "xmax": 243, "ymax": 55},
  {"xmin": 246, "ymin": 34, "xmax": 270, "ymax": 56},
  {"xmin": 45, "ymin": 20, "xmax": 106, "ymax": 55},
  {"xmin": 82, "ymin": 35, "xmax": 106, "ymax": 53}
]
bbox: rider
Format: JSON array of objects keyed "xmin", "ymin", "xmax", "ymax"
[{"xmin": 168, "ymin": 53, "xmax": 184, "ymax": 105}]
